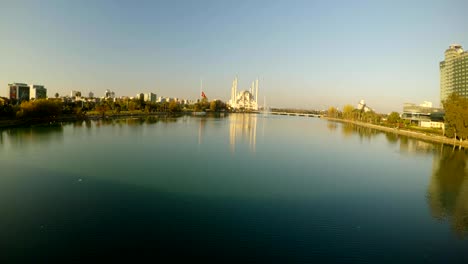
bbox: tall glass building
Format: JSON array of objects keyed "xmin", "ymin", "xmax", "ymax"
[{"xmin": 440, "ymin": 44, "xmax": 468, "ymax": 103}]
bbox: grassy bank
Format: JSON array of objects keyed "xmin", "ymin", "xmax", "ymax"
[{"xmin": 325, "ymin": 117, "xmax": 468, "ymax": 148}]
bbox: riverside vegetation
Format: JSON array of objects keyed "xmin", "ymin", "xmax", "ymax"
[
  {"xmin": 325, "ymin": 92, "xmax": 468, "ymax": 145},
  {"xmin": 0, "ymin": 97, "xmax": 227, "ymax": 128}
]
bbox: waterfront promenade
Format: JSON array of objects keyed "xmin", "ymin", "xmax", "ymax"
[{"xmin": 326, "ymin": 117, "xmax": 468, "ymax": 148}]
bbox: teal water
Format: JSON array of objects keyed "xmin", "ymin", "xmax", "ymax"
[{"xmin": 1, "ymin": 114, "xmax": 468, "ymax": 263}]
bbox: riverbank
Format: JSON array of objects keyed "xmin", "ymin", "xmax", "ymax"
[
  {"xmin": 325, "ymin": 117, "xmax": 468, "ymax": 148},
  {"xmin": 0, "ymin": 111, "xmax": 229, "ymax": 129},
  {"xmin": 0, "ymin": 112, "xmax": 181, "ymax": 129}
]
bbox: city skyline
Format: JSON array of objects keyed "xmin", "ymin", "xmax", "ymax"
[{"xmin": 1, "ymin": 0, "xmax": 468, "ymax": 113}]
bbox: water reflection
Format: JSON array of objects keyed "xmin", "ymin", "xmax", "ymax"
[
  {"xmin": 339, "ymin": 122, "xmax": 381, "ymax": 142},
  {"xmin": 399, "ymin": 137, "xmax": 436, "ymax": 155},
  {"xmin": 326, "ymin": 122, "xmax": 337, "ymax": 132},
  {"xmin": 229, "ymin": 114, "xmax": 257, "ymax": 152},
  {"xmin": 0, "ymin": 125, "xmax": 64, "ymax": 149},
  {"xmin": 428, "ymin": 146, "xmax": 468, "ymax": 238},
  {"xmin": 198, "ymin": 117, "xmax": 206, "ymax": 145},
  {"xmin": 331, "ymin": 122, "xmax": 440, "ymax": 154},
  {"xmin": 329, "ymin": 121, "xmax": 468, "ymax": 237}
]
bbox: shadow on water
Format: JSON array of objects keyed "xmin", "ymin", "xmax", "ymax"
[
  {"xmin": 337, "ymin": 122, "xmax": 380, "ymax": 142},
  {"xmin": 428, "ymin": 146, "xmax": 468, "ymax": 238},
  {"xmin": 328, "ymin": 121, "xmax": 468, "ymax": 238},
  {"xmin": 329, "ymin": 121, "xmax": 440, "ymax": 154},
  {"xmin": 0, "ymin": 124, "xmax": 64, "ymax": 148}
]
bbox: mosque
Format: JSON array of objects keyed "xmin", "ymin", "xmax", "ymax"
[{"xmin": 228, "ymin": 77, "xmax": 259, "ymax": 111}]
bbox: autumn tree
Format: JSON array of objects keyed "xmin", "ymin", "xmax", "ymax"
[
  {"xmin": 342, "ymin": 104, "xmax": 355, "ymax": 120},
  {"xmin": 327, "ymin": 106, "xmax": 338, "ymax": 118},
  {"xmin": 168, "ymin": 101, "xmax": 181, "ymax": 112},
  {"xmin": 16, "ymin": 99, "xmax": 62, "ymax": 119}
]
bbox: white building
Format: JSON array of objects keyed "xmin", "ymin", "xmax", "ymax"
[
  {"xmin": 357, "ymin": 99, "xmax": 373, "ymax": 112},
  {"xmin": 30, "ymin": 85, "xmax": 47, "ymax": 100},
  {"xmin": 228, "ymin": 77, "xmax": 259, "ymax": 111}
]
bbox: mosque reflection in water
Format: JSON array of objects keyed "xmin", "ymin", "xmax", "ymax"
[
  {"xmin": 196, "ymin": 113, "xmax": 258, "ymax": 152},
  {"xmin": 229, "ymin": 114, "xmax": 257, "ymax": 152},
  {"xmin": 329, "ymin": 121, "xmax": 468, "ymax": 238}
]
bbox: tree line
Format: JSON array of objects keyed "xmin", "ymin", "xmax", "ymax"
[
  {"xmin": 0, "ymin": 97, "xmax": 228, "ymax": 121},
  {"xmin": 325, "ymin": 92, "xmax": 468, "ymax": 141}
]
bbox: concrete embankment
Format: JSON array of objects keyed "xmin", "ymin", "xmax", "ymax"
[{"xmin": 325, "ymin": 117, "xmax": 468, "ymax": 148}]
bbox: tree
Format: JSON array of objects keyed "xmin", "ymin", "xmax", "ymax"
[
  {"xmin": 114, "ymin": 103, "xmax": 121, "ymax": 114},
  {"xmin": 16, "ymin": 99, "xmax": 62, "ymax": 119},
  {"xmin": 95, "ymin": 104, "xmax": 109, "ymax": 117},
  {"xmin": 55, "ymin": 93, "xmax": 59, "ymax": 98},
  {"xmin": 168, "ymin": 101, "xmax": 181, "ymax": 112},
  {"xmin": 443, "ymin": 92, "xmax": 468, "ymax": 141},
  {"xmin": 327, "ymin": 106, "xmax": 338, "ymax": 118},
  {"xmin": 342, "ymin": 104, "xmax": 355, "ymax": 120},
  {"xmin": 387, "ymin": 112, "xmax": 401, "ymax": 125},
  {"xmin": 209, "ymin": 100, "xmax": 226, "ymax": 112}
]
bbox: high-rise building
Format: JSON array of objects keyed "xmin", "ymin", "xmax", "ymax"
[
  {"xmin": 440, "ymin": 44, "xmax": 468, "ymax": 103},
  {"xmin": 136, "ymin": 93, "xmax": 144, "ymax": 101},
  {"xmin": 30, "ymin": 85, "xmax": 47, "ymax": 100},
  {"xmin": 8, "ymin": 83, "xmax": 30, "ymax": 102},
  {"xmin": 144, "ymin": 92, "xmax": 157, "ymax": 103}
]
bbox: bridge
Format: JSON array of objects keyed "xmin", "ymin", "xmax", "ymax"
[{"xmin": 269, "ymin": 111, "xmax": 323, "ymax": 118}]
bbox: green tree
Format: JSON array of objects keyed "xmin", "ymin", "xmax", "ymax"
[
  {"xmin": 95, "ymin": 104, "xmax": 109, "ymax": 117},
  {"xmin": 443, "ymin": 92, "xmax": 468, "ymax": 141},
  {"xmin": 209, "ymin": 100, "xmax": 226, "ymax": 112},
  {"xmin": 55, "ymin": 92, "xmax": 59, "ymax": 98},
  {"xmin": 387, "ymin": 112, "xmax": 401, "ymax": 125},
  {"xmin": 128, "ymin": 101, "xmax": 137, "ymax": 111},
  {"xmin": 168, "ymin": 101, "xmax": 181, "ymax": 112},
  {"xmin": 114, "ymin": 103, "xmax": 121, "ymax": 114}
]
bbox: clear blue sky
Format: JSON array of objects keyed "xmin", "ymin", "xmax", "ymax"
[{"xmin": 1, "ymin": 0, "xmax": 467, "ymax": 112}]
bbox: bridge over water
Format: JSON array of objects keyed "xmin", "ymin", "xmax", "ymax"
[{"xmin": 269, "ymin": 111, "xmax": 323, "ymax": 118}]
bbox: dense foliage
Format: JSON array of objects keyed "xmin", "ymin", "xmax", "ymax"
[
  {"xmin": 16, "ymin": 99, "xmax": 62, "ymax": 119},
  {"xmin": 443, "ymin": 92, "xmax": 468, "ymax": 140}
]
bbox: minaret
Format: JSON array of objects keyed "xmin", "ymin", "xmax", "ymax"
[
  {"xmin": 235, "ymin": 77, "xmax": 238, "ymax": 103},
  {"xmin": 231, "ymin": 77, "xmax": 238, "ymax": 107},
  {"xmin": 230, "ymin": 79, "xmax": 234, "ymax": 105},
  {"xmin": 255, "ymin": 78, "xmax": 259, "ymax": 105}
]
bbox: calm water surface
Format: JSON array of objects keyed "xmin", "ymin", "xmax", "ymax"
[{"xmin": 1, "ymin": 114, "xmax": 468, "ymax": 262}]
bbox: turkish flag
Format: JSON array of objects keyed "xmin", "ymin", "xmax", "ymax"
[{"xmin": 201, "ymin": 91, "xmax": 207, "ymax": 98}]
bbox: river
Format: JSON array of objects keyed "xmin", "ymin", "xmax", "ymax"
[{"xmin": 1, "ymin": 114, "xmax": 467, "ymax": 262}]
